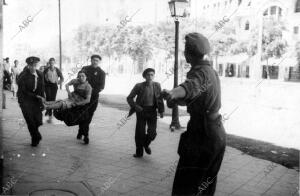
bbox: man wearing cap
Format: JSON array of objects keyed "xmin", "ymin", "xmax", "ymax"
[
  {"xmin": 162, "ymin": 33, "xmax": 226, "ymax": 195},
  {"xmin": 127, "ymin": 68, "xmax": 164, "ymax": 158},
  {"xmin": 4, "ymin": 57, "xmax": 11, "ymax": 74},
  {"xmin": 43, "ymin": 58, "xmax": 64, "ymax": 122},
  {"xmin": 17, "ymin": 56, "xmax": 45, "ymax": 147},
  {"xmin": 78, "ymin": 54, "xmax": 106, "ymax": 144}
]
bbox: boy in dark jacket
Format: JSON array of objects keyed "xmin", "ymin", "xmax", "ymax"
[{"xmin": 127, "ymin": 68, "xmax": 164, "ymax": 158}]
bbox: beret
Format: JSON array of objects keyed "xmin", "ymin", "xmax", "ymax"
[
  {"xmin": 26, "ymin": 56, "xmax": 40, "ymax": 65},
  {"xmin": 185, "ymin": 33, "xmax": 210, "ymax": 56},
  {"xmin": 49, "ymin": 57, "xmax": 55, "ymax": 61},
  {"xmin": 142, "ymin": 68, "xmax": 155, "ymax": 78},
  {"xmin": 91, "ymin": 54, "xmax": 102, "ymax": 60}
]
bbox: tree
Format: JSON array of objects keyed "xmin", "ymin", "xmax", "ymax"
[
  {"xmin": 261, "ymin": 19, "xmax": 288, "ymax": 78},
  {"xmin": 126, "ymin": 26, "xmax": 155, "ymax": 73},
  {"xmin": 210, "ymin": 25, "xmax": 237, "ymax": 72}
]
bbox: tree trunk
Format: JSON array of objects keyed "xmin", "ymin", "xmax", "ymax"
[{"xmin": 266, "ymin": 58, "xmax": 270, "ymax": 79}]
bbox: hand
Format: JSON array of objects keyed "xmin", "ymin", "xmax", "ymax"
[
  {"xmin": 36, "ymin": 95, "xmax": 45, "ymax": 102},
  {"xmin": 134, "ymin": 105, "xmax": 143, "ymax": 113},
  {"xmin": 159, "ymin": 113, "xmax": 164, "ymax": 118},
  {"xmin": 160, "ymin": 89, "xmax": 171, "ymax": 100},
  {"xmin": 166, "ymin": 99, "xmax": 176, "ymax": 108},
  {"xmin": 161, "ymin": 89, "xmax": 176, "ymax": 108}
]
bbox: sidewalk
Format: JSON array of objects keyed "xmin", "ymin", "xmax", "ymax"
[{"xmin": 1, "ymin": 90, "xmax": 299, "ymax": 196}]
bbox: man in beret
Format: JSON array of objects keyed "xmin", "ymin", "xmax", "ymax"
[
  {"xmin": 78, "ymin": 54, "xmax": 106, "ymax": 144},
  {"xmin": 4, "ymin": 57, "xmax": 11, "ymax": 74},
  {"xmin": 162, "ymin": 33, "xmax": 226, "ymax": 195},
  {"xmin": 43, "ymin": 58, "xmax": 64, "ymax": 122},
  {"xmin": 17, "ymin": 56, "xmax": 45, "ymax": 146},
  {"xmin": 127, "ymin": 68, "xmax": 164, "ymax": 158}
]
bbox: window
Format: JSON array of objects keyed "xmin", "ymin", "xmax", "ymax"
[
  {"xmin": 270, "ymin": 6, "xmax": 276, "ymax": 15},
  {"xmin": 263, "ymin": 9, "xmax": 268, "ymax": 16},
  {"xmin": 225, "ymin": 1, "xmax": 227, "ymax": 6},
  {"xmin": 248, "ymin": 1, "xmax": 251, "ymax": 6},
  {"xmin": 294, "ymin": 26, "xmax": 299, "ymax": 34},
  {"xmin": 238, "ymin": 0, "xmax": 242, "ymax": 5},
  {"xmin": 218, "ymin": 2, "xmax": 220, "ymax": 7},
  {"xmin": 203, "ymin": 6, "xmax": 206, "ymax": 9},
  {"xmin": 278, "ymin": 7, "xmax": 282, "ymax": 16},
  {"xmin": 245, "ymin": 21, "xmax": 250, "ymax": 30},
  {"xmin": 296, "ymin": 0, "xmax": 300, "ymax": 12},
  {"xmin": 214, "ymin": 3, "xmax": 216, "ymax": 7}
]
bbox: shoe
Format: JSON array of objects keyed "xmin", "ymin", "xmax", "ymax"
[
  {"xmin": 31, "ymin": 137, "xmax": 40, "ymax": 147},
  {"xmin": 77, "ymin": 133, "xmax": 83, "ymax": 140},
  {"xmin": 83, "ymin": 136, "xmax": 89, "ymax": 144},
  {"xmin": 133, "ymin": 154, "xmax": 143, "ymax": 158},
  {"xmin": 144, "ymin": 146, "xmax": 151, "ymax": 155}
]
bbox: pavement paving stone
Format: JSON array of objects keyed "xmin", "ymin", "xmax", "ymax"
[{"xmin": 2, "ymin": 91, "xmax": 299, "ymax": 196}]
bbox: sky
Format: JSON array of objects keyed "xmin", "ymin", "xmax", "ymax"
[{"xmin": 2, "ymin": 0, "xmax": 171, "ymax": 57}]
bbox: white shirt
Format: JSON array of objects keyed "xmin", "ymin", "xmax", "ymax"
[{"xmin": 31, "ymin": 71, "xmax": 38, "ymax": 92}]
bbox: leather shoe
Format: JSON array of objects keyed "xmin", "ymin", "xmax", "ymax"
[
  {"xmin": 77, "ymin": 133, "xmax": 82, "ymax": 140},
  {"xmin": 144, "ymin": 146, "xmax": 151, "ymax": 155},
  {"xmin": 31, "ymin": 138, "xmax": 40, "ymax": 147},
  {"xmin": 83, "ymin": 136, "xmax": 89, "ymax": 144},
  {"xmin": 133, "ymin": 154, "xmax": 143, "ymax": 158}
]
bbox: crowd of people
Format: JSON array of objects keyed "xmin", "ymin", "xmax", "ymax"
[{"xmin": 2, "ymin": 33, "xmax": 226, "ymax": 196}]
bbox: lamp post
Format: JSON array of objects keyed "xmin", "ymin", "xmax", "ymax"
[
  {"xmin": 168, "ymin": 0, "xmax": 189, "ymax": 131},
  {"xmin": 58, "ymin": 0, "xmax": 62, "ymax": 89}
]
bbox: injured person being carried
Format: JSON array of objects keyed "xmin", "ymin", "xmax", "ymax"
[{"xmin": 38, "ymin": 71, "xmax": 92, "ymax": 110}]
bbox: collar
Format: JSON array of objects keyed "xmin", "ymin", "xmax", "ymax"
[
  {"xmin": 143, "ymin": 81, "xmax": 154, "ymax": 86},
  {"xmin": 191, "ymin": 60, "xmax": 211, "ymax": 69},
  {"xmin": 28, "ymin": 69, "xmax": 38, "ymax": 77},
  {"xmin": 79, "ymin": 80, "xmax": 88, "ymax": 85},
  {"xmin": 89, "ymin": 65, "xmax": 100, "ymax": 69}
]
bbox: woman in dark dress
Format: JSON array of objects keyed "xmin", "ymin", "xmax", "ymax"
[{"xmin": 17, "ymin": 56, "xmax": 45, "ymax": 147}]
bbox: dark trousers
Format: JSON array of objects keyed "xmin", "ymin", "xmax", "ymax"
[
  {"xmin": 78, "ymin": 94, "xmax": 99, "ymax": 137},
  {"xmin": 45, "ymin": 83, "xmax": 58, "ymax": 116},
  {"xmin": 135, "ymin": 106, "xmax": 157, "ymax": 156},
  {"xmin": 20, "ymin": 102, "xmax": 42, "ymax": 141},
  {"xmin": 172, "ymin": 117, "xmax": 226, "ymax": 196}
]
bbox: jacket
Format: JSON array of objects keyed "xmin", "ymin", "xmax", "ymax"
[
  {"xmin": 176, "ymin": 60, "xmax": 226, "ymax": 158},
  {"xmin": 81, "ymin": 65, "xmax": 106, "ymax": 97},
  {"xmin": 43, "ymin": 66, "xmax": 64, "ymax": 85},
  {"xmin": 17, "ymin": 68, "xmax": 45, "ymax": 105},
  {"xmin": 127, "ymin": 81, "xmax": 164, "ymax": 114}
]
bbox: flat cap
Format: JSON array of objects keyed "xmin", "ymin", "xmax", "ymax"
[
  {"xmin": 26, "ymin": 56, "xmax": 40, "ymax": 65},
  {"xmin": 185, "ymin": 33, "xmax": 210, "ymax": 56},
  {"xmin": 142, "ymin": 68, "xmax": 155, "ymax": 78}
]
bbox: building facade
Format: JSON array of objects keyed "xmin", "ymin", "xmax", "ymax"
[{"xmin": 190, "ymin": 0, "xmax": 300, "ymax": 80}]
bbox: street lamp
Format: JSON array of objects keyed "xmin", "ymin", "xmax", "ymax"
[
  {"xmin": 58, "ymin": 0, "xmax": 62, "ymax": 89},
  {"xmin": 168, "ymin": 0, "xmax": 189, "ymax": 131}
]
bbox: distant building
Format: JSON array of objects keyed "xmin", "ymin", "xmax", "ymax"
[{"xmin": 190, "ymin": 0, "xmax": 300, "ymax": 80}]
